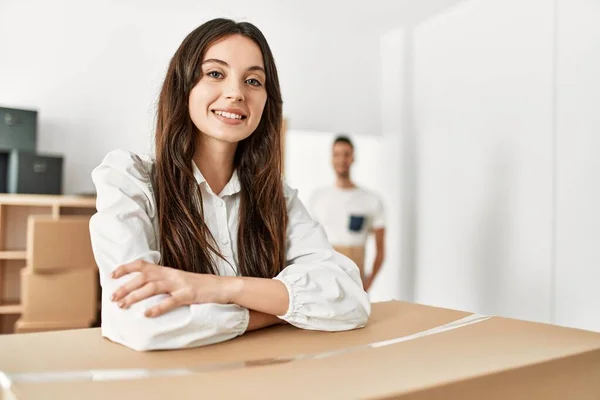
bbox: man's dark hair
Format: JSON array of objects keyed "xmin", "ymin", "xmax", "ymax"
[{"xmin": 333, "ymin": 135, "xmax": 354, "ymax": 150}]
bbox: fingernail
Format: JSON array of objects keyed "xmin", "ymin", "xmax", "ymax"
[
  {"xmin": 111, "ymin": 294, "xmax": 116, "ymax": 301},
  {"xmin": 118, "ymin": 301, "xmax": 125, "ymax": 308}
]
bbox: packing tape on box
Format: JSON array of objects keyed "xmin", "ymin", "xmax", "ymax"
[{"xmin": 0, "ymin": 312, "xmax": 490, "ymax": 387}]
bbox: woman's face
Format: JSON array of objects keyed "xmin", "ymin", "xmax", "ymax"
[{"xmin": 189, "ymin": 34, "xmax": 267, "ymax": 144}]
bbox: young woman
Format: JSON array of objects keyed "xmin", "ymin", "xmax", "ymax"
[{"xmin": 89, "ymin": 18, "xmax": 370, "ymax": 351}]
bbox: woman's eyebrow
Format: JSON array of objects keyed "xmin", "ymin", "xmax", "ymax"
[
  {"xmin": 247, "ymin": 65, "xmax": 265, "ymax": 74},
  {"xmin": 202, "ymin": 58, "xmax": 228, "ymax": 67},
  {"xmin": 202, "ymin": 59, "xmax": 265, "ymax": 73}
]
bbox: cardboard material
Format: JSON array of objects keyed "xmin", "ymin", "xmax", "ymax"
[
  {"xmin": 334, "ymin": 245, "xmax": 366, "ymax": 277},
  {"xmin": 0, "ymin": 195, "xmax": 97, "ymax": 334},
  {"xmin": 20, "ymin": 268, "xmax": 97, "ymax": 325},
  {"xmin": 13, "ymin": 319, "xmax": 93, "ymax": 334},
  {"xmin": 1, "ymin": 301, "xmax": 599, "ymax": 399},
  {"xmin": 26, "ymin": 215, "xmax": 96, "ymax": 272}
]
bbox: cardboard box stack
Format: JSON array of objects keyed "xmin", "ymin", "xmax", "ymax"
[{"xmin": 15, "ymin": 215, "xmax": 98, "ymax": 333}]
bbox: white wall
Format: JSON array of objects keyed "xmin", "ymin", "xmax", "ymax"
[
  {"xmin": 410, "ymin": 0, "xmax": 555, "ymax": 322},
  {"xmin": 380, "ymin": 28, "xmax": 414, "ymax": 302},
  {"xmin": 0, "ymin": 0, "xmax": 381, "ymax": 194},
  {"xmin": 380, "ymin": 0, "xmax": 600, "ymax": 330},
  {"xmin": 555, "ymin": 0, "xmax": 600, "ymax": 332}
]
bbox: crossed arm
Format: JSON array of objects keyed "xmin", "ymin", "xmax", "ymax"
[{"xmin": 90, "ymin": 150, "xmax": 371, "ymax": 351}]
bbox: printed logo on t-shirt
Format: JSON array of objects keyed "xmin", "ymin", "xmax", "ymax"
[{"xmin": 348, "ymin": 215, "xmax": 365, "ymax": 232}]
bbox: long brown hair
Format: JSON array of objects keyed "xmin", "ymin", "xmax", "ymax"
[{"xmin": 153, "ymin": 18, "xmax": 286, "ymax": 278}]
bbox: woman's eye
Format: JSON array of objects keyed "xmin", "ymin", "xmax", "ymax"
[
  {"xmin": 246, "ymin": 78, "xmax": 262, "ymax": 87},
  {"xmin": 207, "ymin": 71, "xmax": 223, "ymax": 79}
]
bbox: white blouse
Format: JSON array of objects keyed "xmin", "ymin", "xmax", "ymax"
[{"xmin": 89, "ymin": 149, "xmax": 371, "ymax": 351}]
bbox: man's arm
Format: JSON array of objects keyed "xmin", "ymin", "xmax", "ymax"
[{"xmin": 364, "ymin": 228, "xmax": 385, "ymax": 291}]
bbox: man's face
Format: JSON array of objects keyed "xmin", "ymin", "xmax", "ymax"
[{"xmin": 332, "ymin": 142, "xmax": 354, "ymax": 178}]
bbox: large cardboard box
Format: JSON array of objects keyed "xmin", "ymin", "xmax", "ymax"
[
  {"xmin": 26, "ymin": 215, "xmax": 96, "ymax": 272},
  {"xmin": 19, "ymin": 268, "xmax": 97, "ymax": 325},
  {"xmin": 0, "ymin": 301, "xmax": 599, "ymax": 399}
]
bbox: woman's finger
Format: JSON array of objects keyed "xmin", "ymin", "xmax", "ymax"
[
  {"xmin": 145, "ymin": 289, "xmax": 195, "ymax": 317},
  {"xmin": 111, "ymin": 272, "xmax": 148, "ymax": 302},
  {"xmin": 112, "ymin": 259, "xmax": 148, "ymax": 279},
  {"xmin": 145, "ymin": 296, "xmax": 179, "ymax": 318},
  {"xmin": 119, "ymin": 281, "xmax": 168, "ymax": 309}
]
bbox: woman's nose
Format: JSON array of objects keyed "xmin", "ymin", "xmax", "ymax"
[{"xmin": 224, "ymin": 81, "xmax": 245, "ymax": 102}]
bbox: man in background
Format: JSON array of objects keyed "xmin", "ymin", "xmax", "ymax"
[{"xmin": 309, "ymin": 135, "xmax": 385, "ymax": 292}]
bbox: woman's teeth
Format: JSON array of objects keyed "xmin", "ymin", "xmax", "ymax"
[{"xmin": 214, "ymin": 110, "xmax": 244, "ymax": 120}]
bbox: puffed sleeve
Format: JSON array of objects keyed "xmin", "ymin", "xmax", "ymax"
[{"xmin": 274, "ymin": 184, "xmax": 371, "ymax": 331}]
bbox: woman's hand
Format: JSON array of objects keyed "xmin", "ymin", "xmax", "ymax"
[{"xmin": 110, "ymin": 259, "xmax": 237, "ymax": 317}]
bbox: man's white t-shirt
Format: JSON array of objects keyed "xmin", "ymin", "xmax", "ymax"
[{"xmin": 309, "ymin": 186, "xmax": 385, "ymax": 247}]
